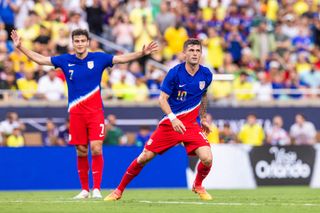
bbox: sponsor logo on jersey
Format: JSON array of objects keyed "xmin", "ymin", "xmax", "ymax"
[
  {"xmin": 87, "ymin": 61, "xmax": 94, "ymax": 69},
  {"xmin": 199, "ymin": 81, "xmax": 205, "ymax": 90},
  {"xmin": 179, "ymin": 84, "xmax": 186, "ymax": 87},
  {"xmin": 68, "ymin": 63, "xmax": 75, "ymax": 67}
]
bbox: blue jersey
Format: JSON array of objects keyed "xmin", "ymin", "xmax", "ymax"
[
  {"xmin": 159, "ymin": 62, "xmax": 212, "ymax": 125},
  {"xmin": 51, "ymin": 52, "xmax": 113, "ymax": 114}
]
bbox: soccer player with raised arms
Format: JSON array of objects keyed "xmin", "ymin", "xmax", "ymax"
[
  {"xmin": 10, "ymin": 29, "xmax": 158, "ymax": 199},
  {"xmin": 105, "ymin": 39, "xmax": 213, "ymax": 201}
]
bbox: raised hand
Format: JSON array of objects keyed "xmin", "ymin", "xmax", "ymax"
[
  {"xmin": 142, "ymin": 41, "xmax": 158, "ymax": 56},
  {"xmin": 10, "ymin": 30, "xmax": 21, "ymax": 48}
]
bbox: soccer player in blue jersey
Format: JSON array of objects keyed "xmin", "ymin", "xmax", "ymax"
[
  {"xmin": 105, "ymin": 39, "xmax": 213, "ymax": 201},
  {"xmin": 10, "ymin": 29, "xmax": 158, "ymax": 199}
]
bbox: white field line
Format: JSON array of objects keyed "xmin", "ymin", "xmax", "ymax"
[
  {"xmin": 139, "ymin": 200, "xmax": 320, "ymax": 207},
  {"xmin": 0, "ymin": 200, "xmax": 319, "ymax": 207},
  {"xmin": 0, "ymin": 200, "xmax": 100, "ymax": 203}
]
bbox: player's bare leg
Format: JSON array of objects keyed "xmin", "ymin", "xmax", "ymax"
[
  {"xmin": 104, "ymin": 149, "xmax": 156, "ymax": 201},
  {"xmin": 91, "ymin": 140, "xmax": 104, "ymax": 199},
  {"xmin": 73, "ymin": 145, "xmax": 90, "ymax": 199},
  {"xmin": 192, "ymin": 146, "xmax": 213, "ymax": 201}
]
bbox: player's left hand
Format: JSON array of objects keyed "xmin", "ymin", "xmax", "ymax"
[
  {"xmin": 201, "ymin": 120, "xmax": 211, "ymax": 135},
  {"xmin": 142, "ymin": 41, "xmax": 159, "ymax": 56}
]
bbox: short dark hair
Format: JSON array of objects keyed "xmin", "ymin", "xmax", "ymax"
[
  {"xmin": 71, "ymin": 29, "xmax": 89, "ymax": 40},
  {"xmin": 183, "ymin": 38, "xmax": 202, "ymax": 51}
]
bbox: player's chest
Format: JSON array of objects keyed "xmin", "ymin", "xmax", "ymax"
[
  {"xmin": 65, "ymin": 60, "xmax": 101, "ymax": 81},
  {"xmin": 174, "ymin": 76, "xmax": 207, "ymax": 94}
]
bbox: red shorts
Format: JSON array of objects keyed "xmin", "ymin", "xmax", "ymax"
[
  {"xmin": 145, "ymin": 123, "xmax": 210, "ymax": 155},
  {"xmin": 69, "ymin": 112, "xmax": 105, "ymax": 145}
]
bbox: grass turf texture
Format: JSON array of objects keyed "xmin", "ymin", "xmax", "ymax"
[{"xmin": 0, "ymin": 187, "xmax": 319, "ymax": 213}]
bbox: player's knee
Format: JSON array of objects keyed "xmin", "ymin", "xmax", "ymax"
[
  {"xmin": 76, "ymin": 146, "xmax": 88, "ymax": 156},
  {"xmin": 201, "ymin": 155, "xmax": 212, "ymax": 167},
  {"xmin": 91, "ymin": 146, "xmax": 102, "ymax": 155},
  {"xmin": 137, "ymin": 151, "xmax": 154, "ymax": 165},
  {"xmin": 202, "ymin": 158, "xmax": 212, "ymax": 167}
]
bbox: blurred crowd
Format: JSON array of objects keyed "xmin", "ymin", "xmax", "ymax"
[
  {"xmin": 2, "ymin": 0, "xmax": 320, "ymax": 102},
  {"xmin": 0, "ymin": 111, "xmax": 318, "ymax": 147}
]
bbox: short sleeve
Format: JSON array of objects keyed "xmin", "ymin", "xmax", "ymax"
[
  {"xmin": 160, "ymin": 69, "xmax": 176, "ymax": 95},
  {"xmin": 205, "ymin": 69, "xmax": 213, "ymax": 90},
  {"xmin": 100, "ymin": 52, "xmax": 114, "ymax": 68},
  {"xmin": 51, "ymin": 55, "xmax": 65, "ymax": 69}
]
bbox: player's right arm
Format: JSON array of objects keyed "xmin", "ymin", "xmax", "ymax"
[
  {"xmin": 159, "ymin": 91, "xmax": 186, "ymax": 134},
  {"xmin": 11, "ymin": 30, "xmax": 53, "ymax": 66}
]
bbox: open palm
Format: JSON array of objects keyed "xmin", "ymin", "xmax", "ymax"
[
  {"xmin": 10, "ymin": 30, "xmax": 21, "ymax": 48},
  {"xmin": 142, "ymin": 41, "xmax": 159, "ymax": 56}
]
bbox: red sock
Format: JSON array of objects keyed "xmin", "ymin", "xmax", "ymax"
[
  {"xmin": 77, "ymin": 156, "xmax": 89, "ymax": 191},
  {"xmin": 194, "ymin": 161, "xmax": 212, "ymax": 187},
  {"xmin": 92, "ymin": 155, "xmax": 104, "ymax": 190},
  {"xmin": 117, "ymin": 159, "xmax": 144, "ymax": 192}
]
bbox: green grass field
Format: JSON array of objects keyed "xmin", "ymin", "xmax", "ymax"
[{"xmin": 0, "ymin": 187, "xmax": 319, "ymax": 213}]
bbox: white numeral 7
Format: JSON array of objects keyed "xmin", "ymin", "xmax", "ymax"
[
  {"xmin": 69, "ymin": 70, "xmax": 74, "ymax": 80},
  {"xmin": 99, "ymin": 123, "xmax": 105, "ymax": 136}
]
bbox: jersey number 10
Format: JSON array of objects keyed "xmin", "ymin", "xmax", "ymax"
[{"xmin": 177, "ymin": 90, "xmax": 187, "ymax": 101}]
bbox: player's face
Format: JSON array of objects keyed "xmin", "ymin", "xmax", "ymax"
[
  {"xmin": 72, "ymin": 35, "xmax": 89, "ymax": 55},
  {"xmin": 184, "ymin": 45, "xmax": 202, "ymax": 66}
]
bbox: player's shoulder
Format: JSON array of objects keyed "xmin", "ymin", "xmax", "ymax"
[
  {"xmin": 199, "ymin": 65, "xmax": 212, "ymax": 76},
  {"xmin": 89, "ymin": 51, "xmax": 111, "ymax": 57},
  {"xmin": 52, "ymin": 53, "xmax": 71, "ymax": 59},
  {"xmin": 168, "ymin": 62, "xmax": 185, "ymax": 74}
]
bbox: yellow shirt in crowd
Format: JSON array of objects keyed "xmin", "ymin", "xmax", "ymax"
[
  {"xmin": 206, "ymin": 37, "xmax": 224, "ymax": 68},
  {"xmin": 207, "ymin": 124, "xmax": 220, "ymax": 144},
  {"xmin": 233, "ymin": 78, "xmax": 255, "ymax": 101},
  {"xmin": 209, "ymin": 81, "xmax": 232, "ymax": 100},
  {"xmin": 266, "ymin": 0, "xmax": 279, "ymax": 22},
  {"xmin": 293, "ymin": 0, "xmax": 309, "ymax": 16},
  {"xmin": 238, "ymin": 123, "xmax": 265, "ymax": 146},
  {"xmin": 17, "ymin": 78, "xmax": 38, "ymax": 100},
  {"xmin": 7, "ymin": 135, "xmax": 24, "ymax": 147},
  {"xmin": 164, "ymin": 26, "xmax": 188, "ymax": 56}
]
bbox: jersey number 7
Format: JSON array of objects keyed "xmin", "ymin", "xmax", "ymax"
[{"xmin": 69, "ymin": 70, "xmax": 74, "ymax": 80}]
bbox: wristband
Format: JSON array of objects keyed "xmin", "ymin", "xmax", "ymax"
[{"xmin": 168, "ymin": 113, "xmax": 176, "ymax": 122}]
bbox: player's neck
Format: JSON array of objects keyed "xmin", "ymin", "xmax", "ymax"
[
  {"xmin": 185, "ymin": 62, "xmax": 199, "ymax": 76},
  {"xmin": 75, "ymin": 50, "xmax": 88, "ymax": 59}
]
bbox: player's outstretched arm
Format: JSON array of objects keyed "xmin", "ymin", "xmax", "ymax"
[
  {"xmin": 112, "ymin": 41, "xmax": 158, "ymax": 64},
  {"xmin": 159, "ymin": 91, "xmax": 186, "ymax": 134},
  {"xmin": 11, "ymin": 30, "xmax": 53, "ymax": 66},
  {"xmin": 200, "ymin": 92, "xmax": 211, "ymax": 134}
]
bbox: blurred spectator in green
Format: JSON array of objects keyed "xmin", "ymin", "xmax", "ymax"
[{"xmin": 104, "ymin": 114, "xmax": 125, "ymax": 145}]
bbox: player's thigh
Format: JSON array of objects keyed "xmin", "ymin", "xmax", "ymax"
[
  {"xmin": 86, "ymin": 112, "xmax": 105, "ymax": 142},
  {"xmin": 69, "ymin": 113, "xmax": 88, "ymax": 145},
  {"xmin": 145, "ymin": 125, "xmax": 182, "ymax": 154},
  {"xmin": 183, "ymin": 125, "xmax": 211, "ymax": 156}
]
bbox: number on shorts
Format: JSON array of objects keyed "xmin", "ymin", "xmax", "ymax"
[
  {"xmin": 199, "ymin": 132, "xmax": 207, "ymax": 140},
  {"xmin": 99, "ymin": 123, "xmax": 105, "ymax": 137}
]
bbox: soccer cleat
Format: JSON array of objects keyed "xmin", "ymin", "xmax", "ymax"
[
  {"xmin": 73, "ymin": 190, "xmax": 90, "ymax": 199},
  {"xmin": 192, "ymin": 184, "xmax": 213, "ymax": 201},
  {"xmin": 92, "ymin": 188, "xmax": 102, "ymax": 199},
  {"xmin": 104, "ymin": 189, "xmax": 122, "ymax": 201}
]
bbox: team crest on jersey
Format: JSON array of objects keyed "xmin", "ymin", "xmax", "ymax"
[
  {"xmin": 87, "ymin": 61, "xmax": 94, "ymax": 69},
  {"xmin": 199, "ymin": 81, "xmax": 205, "ymax": 90}
]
